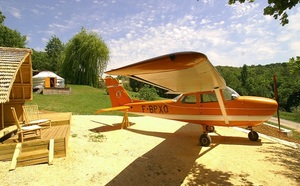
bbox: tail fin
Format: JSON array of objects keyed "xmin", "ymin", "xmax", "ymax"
[{"xmin": 105, "ymin": 77, "xmax": 132, "ymax": 107}]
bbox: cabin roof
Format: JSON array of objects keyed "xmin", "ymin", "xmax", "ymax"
[{"xmin": 0, "ymin": 47, "xmax": 32, "ymax": 103}]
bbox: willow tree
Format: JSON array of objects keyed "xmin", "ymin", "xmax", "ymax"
[{"xmin": 62, "ymin": 28, "xmax": 109, "ymax": 87}]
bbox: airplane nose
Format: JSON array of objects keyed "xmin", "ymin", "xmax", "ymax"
[
  {"xmin": 259, "ymin": 97, "xmax": 278, "ymax": 107},
  {"xmin": 240, "ymin": 96, "xmax": 278, "ymax": 115}
]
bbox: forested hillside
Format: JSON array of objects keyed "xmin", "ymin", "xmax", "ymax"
[{"xmin": 216, "ymin": 63, "xmax": 300, "ymax": 111}]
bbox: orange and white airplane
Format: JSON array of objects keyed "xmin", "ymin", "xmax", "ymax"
[{"xmin": 96, "ymin": 52, "xmax": 278, "ymax": 146}]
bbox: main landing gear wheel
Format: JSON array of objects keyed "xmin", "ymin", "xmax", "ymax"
[
  {"xmin": 248, "ymin": 131, "xmax": 259, "ymax": 141},
  {"xmin": 199, "ymin": 133, "xmax": 211, "ymax": 147}
]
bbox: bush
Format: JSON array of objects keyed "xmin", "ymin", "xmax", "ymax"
[{"xmin": 138, "ymin": 85, "xmax": 158, "ymax": 101}]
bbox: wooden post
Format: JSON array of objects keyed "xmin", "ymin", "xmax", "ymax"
[
  {"xmin": 48, "ymin": 139, "xmax": 54, "ymax": 165},
  {"xmin": 1, "ymin": 103, "xmax": 4, "ymax": 129},
  {"xmin": 9, "ymin": 143, "xmax": 22, "ymax": 171}
]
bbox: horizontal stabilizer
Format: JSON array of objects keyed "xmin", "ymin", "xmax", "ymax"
[{"xmin": 95, "ymin": 106, "xmax": 130, "ymax": 114}]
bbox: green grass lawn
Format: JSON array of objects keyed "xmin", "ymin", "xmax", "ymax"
[
  {"xmin": 275, "ymin": 111, "xmax": 300, "ymax": 123},
  {"xmin": 26, "ymin": 85, "xmax": 121, "ymax": 115}
]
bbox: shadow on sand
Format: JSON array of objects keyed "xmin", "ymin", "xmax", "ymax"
[
  {"xmin": 89, "ymin": 120, "xmax": 136, "ymax": 133},
  {"xmin": 258, "ymin": 145, "xmax": 300, "ymax": 182},
  {"xmin": 99, "ymin": 123, "xmax": 260, "ymax": 185}
]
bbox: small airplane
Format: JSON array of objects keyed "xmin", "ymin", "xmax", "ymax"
[{"xmin": 96, "ymin": 51, "xmax": 278, "ymax": 146}]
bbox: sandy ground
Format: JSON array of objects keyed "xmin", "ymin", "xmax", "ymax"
[{"xmin": 1, "ymin": 115, "xmax": 300, "ymax": 186}]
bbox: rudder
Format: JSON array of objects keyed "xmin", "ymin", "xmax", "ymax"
[{"xmin": 105, "ymin": 77, "xmax": 132, "ymax": 107}]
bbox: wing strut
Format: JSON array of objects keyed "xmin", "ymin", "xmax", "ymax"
[{"xmin": 214, "ymin": 89, "xmax": 229, "ymax": 124}]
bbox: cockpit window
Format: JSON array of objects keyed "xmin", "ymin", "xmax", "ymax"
[
  {"xmin": 201, "ymin": 93, "xmax": 218, "ymax": 103},
  {"xmin": 223, "ymin": 87, "xmax": 240, "ymax": 100},
  {"xmin": 180, "ymin": 94, "xmax": 197, "ymax": 104}
]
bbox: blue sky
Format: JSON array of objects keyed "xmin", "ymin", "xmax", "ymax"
[{"xmin": 1, "ymin": 0, "xmax": 299, "ymax": 71}]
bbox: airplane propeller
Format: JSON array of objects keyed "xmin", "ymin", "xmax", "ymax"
[{"xmin": 273, "ymin": 74, "xmax": 281, "ymax": 132}]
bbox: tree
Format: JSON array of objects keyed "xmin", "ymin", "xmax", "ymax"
[
  {"xmin": 129, "ymin": 78, "xmax": 145, "ymax": 92},
  {"xmin": 240, "ymin": 64, "xmax": 249, "ymax": 95},
  {"xmin": 228, "ymin": 0, "xmax": 300, "ymax": 26},
  {"xmin": 45, "ymin": 35, "xmax": 64, "ymax": 73},
  {"xmin": 289, "ymin": 56, "xmax": 300, "ymax": 74},
  {"xmin": 138, "ymin": 85, "xmax": 159, "ymax": 101},
  {"xmin": 0, "ymin": 11, "xmax": 5, "ymax": 24},
  {"xmin": 0, "ymin": 11, "xmax": 27, "ymax": 47},
  {"xmin": 62, "ymin": 28, "xmax": 109, "ymax": 87},
  {"xmin": 31, "ymin": 50, "xmax": 49, "ymax": 71}
]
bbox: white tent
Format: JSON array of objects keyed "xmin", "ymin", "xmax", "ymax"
[{"xmin": 33, "ymin": 71, "xmax": 65, "ymax": 89}]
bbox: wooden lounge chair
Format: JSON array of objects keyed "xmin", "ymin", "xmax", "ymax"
[
  {"xmin": 22, "ymin": 105, "xmax": 51, "ymax": 128},
  {"xmin": 11, "ymin": 107, "xmax": 42, "ymax": 142}
]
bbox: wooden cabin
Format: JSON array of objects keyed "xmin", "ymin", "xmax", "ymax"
[
  {"xmin": 0, "ymin": 48, "xmax": 72, "ymax": 167},
  {"xmin": 0, "ymin": 47, "xmax": 32, "ymax": 129}
]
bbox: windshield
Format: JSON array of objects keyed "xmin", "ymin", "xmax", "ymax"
[
  {"xmin": 223, "ymin": 86, "xmax": 240, "ymax": 100},
  {"xmin": 172, "ymin": 94, "xmax": 182, "ymax": 102}
]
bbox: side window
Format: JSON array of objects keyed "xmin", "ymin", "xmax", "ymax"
[
  {"xmin": 180, "ymin": 94, "xmax": 197, "ymax": 104},
  {"xmin": 201, "ymin": 93, "xmax": 218, "ymax": 103}
]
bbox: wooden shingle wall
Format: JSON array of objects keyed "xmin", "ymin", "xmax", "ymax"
[{"xmin": 0, "ymin": 47, "xmax": 33, "ymax": 128}]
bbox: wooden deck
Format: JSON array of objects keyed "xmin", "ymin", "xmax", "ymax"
[{"xmin": 0, "ymin": 112, "xmax": 71, "ymax": 167}]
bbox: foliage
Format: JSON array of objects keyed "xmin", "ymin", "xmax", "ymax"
[
  {"xmin": 138, "ymin": 85, "xmax": 159, "ymax": 101},
  {"xmin": 128, "ymin": 77, "xmax": 174, "ymax": 99},
  {"xmin": 62, "ymin": 28, "xmax": 109, "ymax": 87},
  {"xmin": 129, "ymin": 78, "xmax": 144, "ymax": 92},
  {"xmin": 0, "ymin": 11, "xmax": 5, "ymax": 24},
  {"xmin": 0, "ymin": 11, "xmax": 27, "ymax": 47},
  {"xmin": 291, "ymin": 106, "xmax": 300, "ymax": 121},
  {"xmin": 228, "ymin": 0, "xmax": 300, "ymax": 26},
  {"xmin": 289, "ymin": 56, "xmax": 300, "ymax": 74},
  {"xmin": 31, "ymin": 50, "xmax": 49, "ymax": 71},
  {"xmin": 287, "ymin": 91, "xmax": 300, "ymax": 112},
  {"xmin": 217, "ymin": 62, "xmax": 300, "ymax": 111},
  {"xmin": 45, "ymin": 35, "xmax": 64, "ymax": 73}
]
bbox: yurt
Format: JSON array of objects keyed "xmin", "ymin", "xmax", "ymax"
[{"xmin": 33, "ymin": 71, "xmax": 65, "ymax": 89}]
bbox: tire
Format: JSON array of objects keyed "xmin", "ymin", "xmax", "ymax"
[
  {"xmin": 248, "ymin": 131, "xmax": 259, "ymax": 141},
  {"xmin": 199, "ymin": 134, "xmax": 211, "ymax": 147}
]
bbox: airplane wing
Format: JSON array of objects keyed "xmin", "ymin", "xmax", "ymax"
[
  {"xmin": 105, "ymin": 51, "xmax": 226, "ymax": 93},
  {"xmin": 95, "ymin": 106, "xmax": 130, "ymax": 114}
]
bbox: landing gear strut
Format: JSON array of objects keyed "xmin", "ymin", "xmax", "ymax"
[{"xmin": 247, "ymin": 127, "xmax": 259, "ymax": 141}]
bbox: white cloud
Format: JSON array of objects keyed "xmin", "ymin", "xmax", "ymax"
[
  {"xmin": 290, "ymin": 41, "xmax": 300, "ymax": 56},
  {"xmin": 7, "ymin": 6, "xmax": 21, "ymax": 19},
  {"xmin": 202, "ymin": 0, "xmax": 214, "ymax": 4},
  {"xmin": 229, "ymin": 2, "xmax": 259, "ymax": 19}
]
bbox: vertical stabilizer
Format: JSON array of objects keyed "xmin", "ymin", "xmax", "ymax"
[{"xmin": 105, "ymin": 77, "xmax": 132, "ymax": 107}]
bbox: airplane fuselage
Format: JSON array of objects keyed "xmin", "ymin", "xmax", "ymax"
[{"xmin": 125, "ymin": 91, "xmax": 278, "ymax": 127}]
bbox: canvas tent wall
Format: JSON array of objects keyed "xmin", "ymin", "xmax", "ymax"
[
  {"xmin": 33, "ymin": 71, "xmax": 65, "ymax": 89},
  {"xmin": 0, "ymin": 47, "xmax": 33, "ymax": 129}
]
